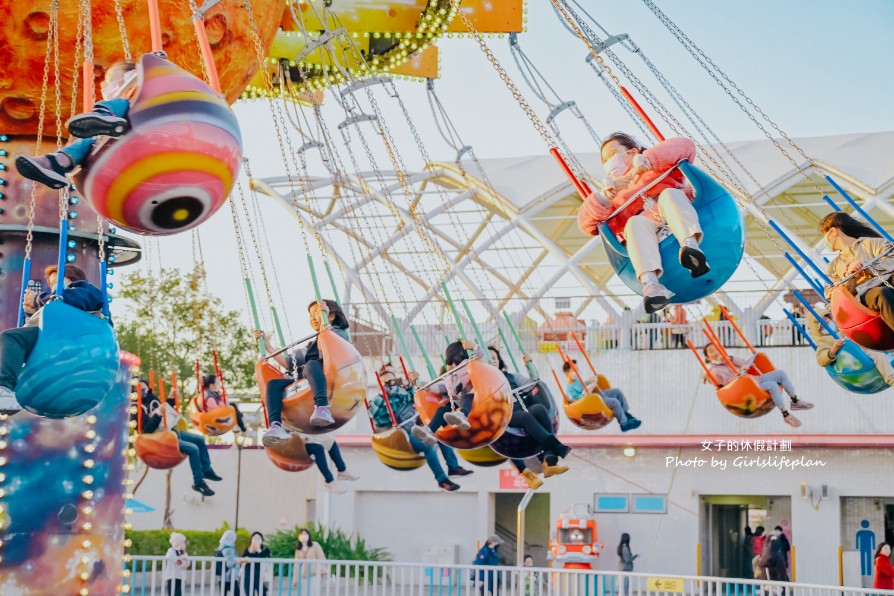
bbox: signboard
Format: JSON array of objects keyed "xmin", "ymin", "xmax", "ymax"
[
  {"xmin": 499, "ymin": 469, "xmax": 529, "ymax": 490},
  {"xmin": 647, "ymin": 577, "xmax": 685, "ymax": 592}
]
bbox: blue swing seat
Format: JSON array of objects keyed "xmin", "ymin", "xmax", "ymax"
[
  {"xmin": 17, "ymin": 301, "xmax": 119, "ymax": 418},
  {"xmin": 597, "ymin": 160, "xmax": 745, "ymax": 304},
  {"xmin": 824, "ymin": 340, "xmax": 889, "ymax": 395}
]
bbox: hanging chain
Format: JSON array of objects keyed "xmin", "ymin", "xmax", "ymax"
[
  {"xmin": 445, "ymin": 0, "xmax": 558, "ymax": 150},
  {"xmin": 113, "ymin": 0, "xmax": 132, "ymax": 61},
  {"xmin": 49, "ymin": 2, "xmax": 69, "ymax": 227}
]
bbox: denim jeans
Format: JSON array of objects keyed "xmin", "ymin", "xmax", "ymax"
[
  {"xmin": 428, "ymin": 393, "xmax": 473, "ymax": 432},
  {"xmin": 305, "ymin": 441, "xmax": 347, "ymax": 483},
  {"xmin": 59, "ymin": 98, "xmax": 130, "ymax": 166},
  {"xmin": 175, "ymin": 430, "xmax": 212, "ymax": 485},
  {"xmin": 0, "ymin": 326, "xmax": 40, "ymax": 389},
  {"xmin": 602, "ymin": 388, "xmax": 630, "ymax": 423},
  {"xmin": 265, "ymin": 378, "xmax": 294, "ymax": 425},
  {"xmin": 407, "ymin": 433, "xmax": 460, "ymax": 483},
  {"xmin": 758, "ymin": 370, "xmax": 796, "ymax": 411}
]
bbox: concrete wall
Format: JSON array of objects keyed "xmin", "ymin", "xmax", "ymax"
[{"xmin": 130, "ymin": 346, "xmax": 894, "ymax": 585}]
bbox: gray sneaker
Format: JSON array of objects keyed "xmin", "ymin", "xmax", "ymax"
[
  {"xmin": 262, "ymin": 422, "xmax": 292, "ymax": 446},
  {"xmin": 0, "ymin": 386, "xmax": 22, "ymax": 416},
  {"xmin": 790, "ymin": 400, "xmax": 814, "ymax": 411},
  {"xmin": 310, "ymin": 406, "xmax": 336, "ymax": 427},
  {"xmin": 783, "ymin": 413, "xmax": 801, "ymax": 428},
  {"xmin": 444, "ymin": 410, "xmax": 471, "ymax": 431},
  {"xmin": 411, "ymin": 424, "xmax": 438, "ymax": 446}
]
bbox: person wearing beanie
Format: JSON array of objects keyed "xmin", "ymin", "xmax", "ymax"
[
  {"xmin": 215, "ymin": 530, "xmax": 240, "ymax": 594},
  {"xmin": 163, "ymin": 532, "xmax": 190, "ymax": 596}
]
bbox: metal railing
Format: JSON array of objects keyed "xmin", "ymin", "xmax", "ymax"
[{"xmin": 125, "ymin": 556, "xmax": 881, "ymax": 596}]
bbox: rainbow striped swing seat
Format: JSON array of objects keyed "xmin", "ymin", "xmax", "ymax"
[{"xmin": 72, "ymin": 53, "xmax": 243, "ymax": 236}]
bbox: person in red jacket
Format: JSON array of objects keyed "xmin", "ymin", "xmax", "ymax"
[
  {"xmin": 577, "ymin": 132, "xmax": 707, "ymax": 314},
  {"xmin": 874, "ymin": 543, "xmax": 894, "ymax": 590}
]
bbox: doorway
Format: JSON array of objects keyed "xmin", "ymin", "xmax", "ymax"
[
  {"xmin": 701, "ymin": 495, "xmax": 790, "ymax": 578},
  {"xmin": 494, "ymin": 492, "xmax": 551, "ymax": 566}
]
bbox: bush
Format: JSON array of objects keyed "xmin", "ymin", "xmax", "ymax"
[
  {"xmin": 128, "ymin": 524, "xmax": 251, "ymax": 556},
  {"xmin": 264, "ymin": 522, "xmax": 391, "ymax": 579}
]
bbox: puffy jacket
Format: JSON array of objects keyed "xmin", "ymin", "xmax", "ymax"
[
  {"xmin": 826, "ymin": 237, "xmax": 894, "ymax": 299},
  {"xmin": 578, "ymin": 137, "xmax": 696, "ymax": 238},
  {"xmin": 368, "ymin": 384, "xmax": 416, "ymax": 430}
]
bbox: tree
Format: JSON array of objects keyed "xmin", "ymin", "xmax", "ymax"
[{"xmin": 116, "ymin": 265, "xmax": 257, "ymax": 396}]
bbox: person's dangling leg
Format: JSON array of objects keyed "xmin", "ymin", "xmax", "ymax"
[
  {"xmin": 758, "ymin": 380, "xmax": 800, "ymax": 428},
  {"xmin": 262, "ymin": 378, "xmax": 294, "ymax": 446},
  {"xmin": 444, "ymin": 393, "xmax": 473, "ymax": 430},
  {"xmin": 527, "ymin": 403, "xmax": 571, "ymax": 459},
  {"xmin": 866, "ymin": 349, "xmax": 894, "ymax": 386},
  {"xmin": 657, "ymin": 188, "xmax": 709, "ymax": 278},
  {"xmin": 178, "ymin": 439, "xmax": 214, "ymax": 496},
  {"xmin": 306, "ymin": 359, "xmax": 335, "ymax": 427},
  {"xmin": 412, "ymin": 405, "xmax": 448, "ymax": 446},
  {"xmin": 760, "ymin": 370, "xmax": 813, "ymax": 410},
  {"xmin": 327, "ymin": 441, "xmax": 359, "ymax": 481},
  {"xmin": 604, "ymin": 388, "xmax": 637, "ymax": 421},
  {"xmin": 67, "ymin": 97, "xmax": 130, "ymax": 138},
  {"xmin": 626, "ymin": 214, "xmax": 672, "ymax": 314},
  {"xmin": 864, "ymin": 286, "xmax": 894, "ymax": 333},
  {"xmin": 409, "ymin": 434, "xmax": 458, "ymax": 490},
  {"xmin": 0, "ymin": 327, "xmax": 39, "ymax": 413},
  {"xmin": 177, "ymin": 431, "xmax": 220, "ymax": 481},
  {"xmin": 439, "ymin": 443, "xmax": 460, "ymax": 471},
  {"xmin": 16, "ymin": 138, "xmax": 95, "ymax": 189},
  {"xmin": 305, "ymin": 442, "xmax": 335, "ymax": 484}
]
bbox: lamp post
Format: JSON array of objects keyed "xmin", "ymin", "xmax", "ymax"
[{"xmin": 234, "ymin": 434, "xmax": 252, "ymax": 529}]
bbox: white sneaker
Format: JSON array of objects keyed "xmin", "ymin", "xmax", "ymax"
[
  {"xmin": 444, "ymin": 410, "xmax": 471, "ymax": 431},
  {"xmin": 324, "ymin": 481, "xmax": 347, "ymax": 494},
  {"xmin": 338, "ymin": 471, "xmax": 359, "ymax": 482},
  {"xmin": 411, "ymin": 424, "xmax": 438, "ymax": 446},
  {"xmin": 261, "ymin": 422, "xmax": 292, "ymax": 446},
  {"xmin": 642, "ymin": 282, "xmax": 674, "ymax": 314},
  {"xmin": 0, "ymin": 386, "xmax": 22, "ymax": 416}
]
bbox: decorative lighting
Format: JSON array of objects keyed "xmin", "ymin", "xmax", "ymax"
[{"xmin": 623, "ymin": 447, "xmax": 636, "ymax": 458}]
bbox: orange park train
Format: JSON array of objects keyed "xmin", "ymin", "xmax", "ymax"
[{"xmin": 547, "ymin": 504, "xmax": 603, "ymax": 569}]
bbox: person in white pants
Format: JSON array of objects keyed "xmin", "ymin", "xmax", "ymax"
[{"xmin": 577, "ymin": 133, "xmax": 709, "ymax": 314}]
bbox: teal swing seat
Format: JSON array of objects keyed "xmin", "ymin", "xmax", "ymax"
[
  {"xmin": 824, "ymin": 340, "xmax": 890, "ymax": 395},
  {"xmin": 16, "ymin": 301, "xmax": 119, "ymax": 418}
]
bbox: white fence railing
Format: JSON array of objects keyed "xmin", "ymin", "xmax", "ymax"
[{"xmin": 125, "ymin": 556, "xmax": 877, "ymax": 596}]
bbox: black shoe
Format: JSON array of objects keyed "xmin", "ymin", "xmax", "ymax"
[
  {"xmin": 67, "ymin": 111, "xmax": 130, "ymax": 138},
  {"xmin": 203, "ymin": 471, "xmax": 223, "ymax": 482},
  {"xmin": 546, "ymin": 436, "xmax": 572, "ymax": 459},
  {"xmin": 447, "ymin": 467, "xmax": 474, "ymax": 477},
  {"xmin": 438, "ymin": 479, "xmax": 460, "ymax": 492},
  {"xmin": 680, "ymin": 246, "xmax": 710, "ymax": 278},
  {"xmin": 192, "ymin": 482, "xmax": 215, "ymax": 497},
  {"xmin": 16, "ymin": 154, "xmax": 72, "ymax": 189}
]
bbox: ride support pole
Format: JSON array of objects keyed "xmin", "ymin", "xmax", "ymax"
[
  {"xmin": 323, "ymin": 261, "xmax": 342, "ymax": 305},
  {"xmin": 570, "ymin": 332, "xmax": 599, "ymax": 378},
  {"xmin": 826, "ymin": 176, "xmax": 894, "ymax": 242},
  {"xmin": 718, "ymin": 306, "xmax": 756, "ymax": 354},
  {"xmin": 306, "ymin": 256, "xmax": 327, "ymax": 327},
  {"xmin": 555, "ymin": 342, "xmax": 589, "ymax": 392},
  {"xmin": 497, "ymin": 327, "xmax": 521, "ymax": 373},
  {"xmin": 441, "ymin": 283, "xmax": 468, "ymax": 342},
  {"xmin": 549, "ymin": 147, "xmax": 592, "ymax": 200},
  {"xmin": 146, "ymin": 0, "xmax": 163, "ymax": 53},
  {"xmin": 244, "ymin": 278, "xmax": 266, "ymax": 356},
  {"xmin": 620, "ymin": 86, "xmax": 665, "ymax": 141},
  {"xmin": 374, "ymin": 372, "xmax": 398, "ymax": 427},
  {"xmin": 700, "ymin": 324, "xmax": 738, "ymax": 374},
  {"xmin": 271, "ymin": 307, "xmax": 287, "ymax": 347},
  {"xmin": 410, "ymin": 325, "xmax": 438, "ymax": 380},
  {"xmin": 792, "ymin": 290, "xmax": 839, "ymax": 339},
  {"xmin": 391, "ymin": 314, "xmax": 419, "ymax": 376},
  {"xmin": 783, "ymin": 310, "xmax": 818, "ymax": 350},
  {"xmin": 461, "ymin": 299, "xmax": 490, "ymax": 364},
  {"xmin": 687, "ymin": 339, "xmax": 719, "ymax": 388},
  {"xmin": 551, "ymin": 369, "xmax": 569, "ymax": 404},
  {"xmin": 785, "ymin": 253, "xmax": 827, "ymax": 300},
  {"xmin": 768, "ymin": 220, "xmax": 833, "ymax": 285},
  {"xmin": 503, "ymin": 311, "xmax": 528, "ymax": 355},
  {"xmin": 55, "ymin": 219, "xmax": 70, "ymax": 295},
  {"xmin": 192, "ymin": 12, "xmax": 223, "ymax": 94},
  {"xmin": 17, "ymin": 259, "xmax": 32, "ymax": 326}
]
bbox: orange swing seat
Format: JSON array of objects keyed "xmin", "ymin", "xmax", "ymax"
[
  {"xmin": 563, "ymin": 374, "xmax": 615, "ymax": 431},
  {"xmin": 714, "ymin": 353, "xmax": 776, "ymax": 418},
  {"xmin": 189, "ymin": 397, "xmax": 238, "ymax": 436},
  {"xmin": 414, "ymin": 359, "xmax": 513, "ymax": 450},
  {"xmin": 134, "ymin": 431, "xmax": 187, "ymax": 470},
  {"xmin": 830, "ymin": 286, "xmax": 894, "ymax": 351},
  {"xmin": 265, "ymin": 435, "xmax": 314, "ymax": 473},
  {"xmin": 255, "ymin": 328, "xmax": 365, "ymax": 435}
]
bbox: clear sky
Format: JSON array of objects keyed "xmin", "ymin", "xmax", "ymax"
[{"xmin": 128, "ymin": 0, "xmax": 894, "ymax": 333}]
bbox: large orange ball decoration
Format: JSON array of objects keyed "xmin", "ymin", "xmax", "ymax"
[{"xmin": 0, "ymin": 0, "xmax": 286, "ymax": 135}]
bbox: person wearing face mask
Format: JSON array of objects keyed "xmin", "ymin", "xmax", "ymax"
[
  {"xmin": 367, "ymin": 365, "xmax": 471, "ymax": 492},
  {"xmin": 241, "ymin": 532, "xmax": 271, "ymax": 596},
  {"xmin": 820, "ymin": 212, "xmax": 894, "ymax": 332},
  {"xmin": 16, "ymin": 60, "xmax": 138, "ymax": 188},
  {"xmin": 259, "ymin": 299, "xmax": 354, "ymax": 445},
  {"xmin": 806, "ymin": 306, "xmax": 894, "ymax": 387},
  {"xmin": 294, "ymin": 528, "xmax": 327, "ymax": 581},
  {"xmin": 578, "ymin": 133, "xmax": 707, "ymax": 314},
  {"xmin": 701, "ymin": 344, "xmax": 813, "ymax": 428}
]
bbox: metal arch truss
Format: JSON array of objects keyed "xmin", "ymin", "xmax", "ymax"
[{"xmin": 253, "ymin": 163, "xmax": 623, "ymax": 328}]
